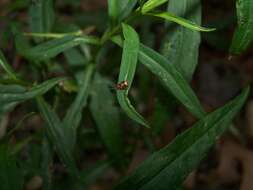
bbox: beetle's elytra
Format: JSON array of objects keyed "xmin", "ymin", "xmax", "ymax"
[{"xmin": 116, "ymin": 80, "xmax": 128, "ymax": 90}]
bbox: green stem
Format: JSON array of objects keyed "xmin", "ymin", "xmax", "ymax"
[
  {"xmin": 101, "ymin": 11, "xmax": 141, "ymax": 44},
  {"xmin": 23, "ymin": 30, "xmax": 83, "ymax": 39}
]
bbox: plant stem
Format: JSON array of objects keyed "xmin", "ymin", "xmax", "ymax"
[
  {"xmin": 23, "ymin": 30, "xmax": 83, "ymax": 39},
  {"xmin": 101, "ymin": 11, "xmax": 141, "ymax": 44}
]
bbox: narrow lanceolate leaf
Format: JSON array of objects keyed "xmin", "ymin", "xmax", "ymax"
[
  {"xmin": 0, "ymin": 102, "xmax": 18, "ymax": 118},
  {"xmin": 36, "ymin": 97, "xmax": 79, "ymax": 178},
  {"xmin": 145, "ymin": 12, "xmax": 215, "ymax": 32},
  {"xmin": 80, "ymin": 160, "xmax": 110, "ymax": 187},
  {"xmin": 64, "ymin": 48, "xmax": 88, "ymax": 84},
  {"xmin": 0, "ymin": 50, "xmax": 19, "ymax": 81},
  {"xmin": 90, "ymin": 74, "xmax": 123, "ymax": 162},
  {"xmin": 230, "ymin": 0, "xmax": 253, "ymax": 55},
  {"xmin": 29, "ymin": 0, "xmax": 54, "ymax": 33},
  {"xmin": 12, "ymin": 25, "xmax": 32, "ymax": 58},
  {"xmin": 108, "ymin": 0, "xmax": 118, "ymax": 22},
  {"xmin": 108, "ymin": 0, "xmax": 138, "ymax": 23},
  {"xmin": 141, "ymin": 0, "xmax": 168, "ymax": 13},
  {"xmin": 0, "ymin": 146, "xmax": 23, "ymax": 190},
  {"xmin": 63, "ymin": 65, "xmax": 94, "ymax": 149},
  {"xmin": 25, "ymin": 35, "xmax": 100, "ymax": 61},
  {"xmin": 161, "ymin": 0, "xmax": 201, "ymax": 81},
  {"xmin": 0, "ymin": 77, "xmax": 63, "ymax": 104},
  {"xmin": 0, "ymin": 86, "xmax": 26, "ymax": 120},
  {"xmin": 117, "ymin": 24, "xmax": 149, "ymax": 127},
  {"xmin": 119, "ymin": 0, "xmax": 138, "ymax": 21},
  {"xmin": 114, "ymin": 87, "xmax": 249, "ymax": 190},
  {"xmin": 111, "ymin": 36, "xmax": 205, "ymax": 118},
  {"xmin": 40, "ymin": 137, "xmax": 53, "ymax": 190},
  {"xmin": 139, "ymin": 44, "xmax": 205, "ymax": 119}
]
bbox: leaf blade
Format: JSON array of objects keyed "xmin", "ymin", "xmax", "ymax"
[
  {"xmin": 0, "ymin": 50, "xmax": 19, "ymax": 81},
  {"xmin": 29, "ymin": 0, "xmax": 55, "ymax": 34},
  {"xmin": 0, "ymin": 77, "xmax": 63, "ymax": 104},
  {"xmin": 108, "ymin": 0, "xmax": 118, "ymax": 22},
  {"xmin": 80, "ymin": 160, "xmax": 111, "ymax": 187},
  {"xmin": 25, "ymin": 35, "xmax": 100, "ymax": 61},
  {"xmin": 120, "ymin": 0, "xmax": 138, "ymax": 21},
  {"xmin": 141, "ymin": 0, "xmax": 168, "ymax": 13},
  {"xmin": 114, "ymin": 87, "xmax": 249, "ymax": 190},
  {"xmin": 63, "ymin": 64, "xmax": 94, "ymax": 149},
  {"xmin": 139, "ymin": 44, "xmax": 205, "ymax": 119},
  {"xmin": 161, "ymin": 0, "xmax": 201, "ymax": 80},
  {"xmin": 111, "ymin": 36, "xmax": 205, "ymax": 119},
  {"xmin": 108, "ymin": 0, "xmax": 138, "ymax": 23},
  {"xmin": 230, "ymin": 0, "xmax": 253, "ymax": 54},
  {"xmin": 90, "ymin": 74, "xmax": 124, "ymax": 162},
  {"xmin": 117, "ymin": 24, "xmax": 149, "ymax": 127},
  {"xmin": 0, "ymin": 146, "xmax": 24, "ymax": 190},
  {"xmin": 145, "ymin": 11, "xmax": 215, "ymax": 32},
  {"xmin": 36, "ymin": 97, "xmax": 79, "ymax": 178}
]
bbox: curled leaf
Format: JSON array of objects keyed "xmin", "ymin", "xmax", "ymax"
[{"xmin": 117, "ymin": 24, "xmax": 149, "ymax": 127}]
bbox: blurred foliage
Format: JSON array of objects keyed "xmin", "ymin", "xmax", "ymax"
[{"xmin": 0, "ymin": 0, "xmax": 252, "ymax": 190}]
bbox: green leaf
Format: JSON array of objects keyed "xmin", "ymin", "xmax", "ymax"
[
  {"xmin": 141, "ymin": 0, "xmax": 168, "ymax": 13},
  {"xmin": 90, "ymin": 74, "xmax": 124, "ymax": 162},
  {"xmin": 64, "ymin": 48, "xmax": 88, "ymax": 84},
  {"xmin": 145, "ymin": 11, "xmax": 215, "ymax": 32},
  {"xmin": 29, "ymin": 0, "xmax": 55, "ymax": 33},
  {"xmin": 36, "ymin": 97, "xmax": 79, "ymax": 178},
  {"xmin": 0, "ymin": 145, "xmax": 24, "ymax": 190},
  {"xmin": 111, "ymin": 35, "xmax": 124, "ymax": 46},
  {"xmin": 161, "ymin": 0, "xmax": 201, "ymax": 80},
  {"xmin": 139, "ymin": 44, "xmax": 205, "ymax": 119},
  {"xmin": 0, "ymin": 77, "xmax": 63, "ymax": 104},
  {"xmin": 111, "ymin": 36, "xmax": 205, "ymax": 119},
  {"xmin": 25, "ymin": 35, "xmax": 100, "ymax": 61},
  {"xmin": 0, "ymin": 49, "xmax": 19, "ymax": 81},
  {"xmin": 230, "ymin": 0, "xmax": 253, "ymax": 55},
  {"xmin": 80, "ymin": 159, "xmax": 110, "ymax": 187},
  {"xmin": 11, "ymin": 24, "xmax": 32, "ymax": 58},
  {"xmin": 117, "ymin": 24, "xmax": 149, "ymax": 127},
  {"xmin": 0, "ymin": 102, "xmax": 18, "ymax": 120},
  {"xmin": 120, "ymin": 0, "xmax": 138, "ymax": 21},
  {"xmin": 0, "ymin": 85, "xmax": 26, "ymax": 125},
  {"xmin": 40, "ymin": 137, "xmax": 53, "ymax": 190},
  {"xmin": 114, "ymin": 87, "xmax": 249, "ymax": 190},
  {"xmin": 108, "ymin": 0, "xmax": 118, "ymax": 22},
  {"xmin": 108, "ymin": 0, "xmax": 138, "ymax": 23},
  {"xmin": 63, "ymin": 64, "xmax": 94, "ymax": 149}
]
